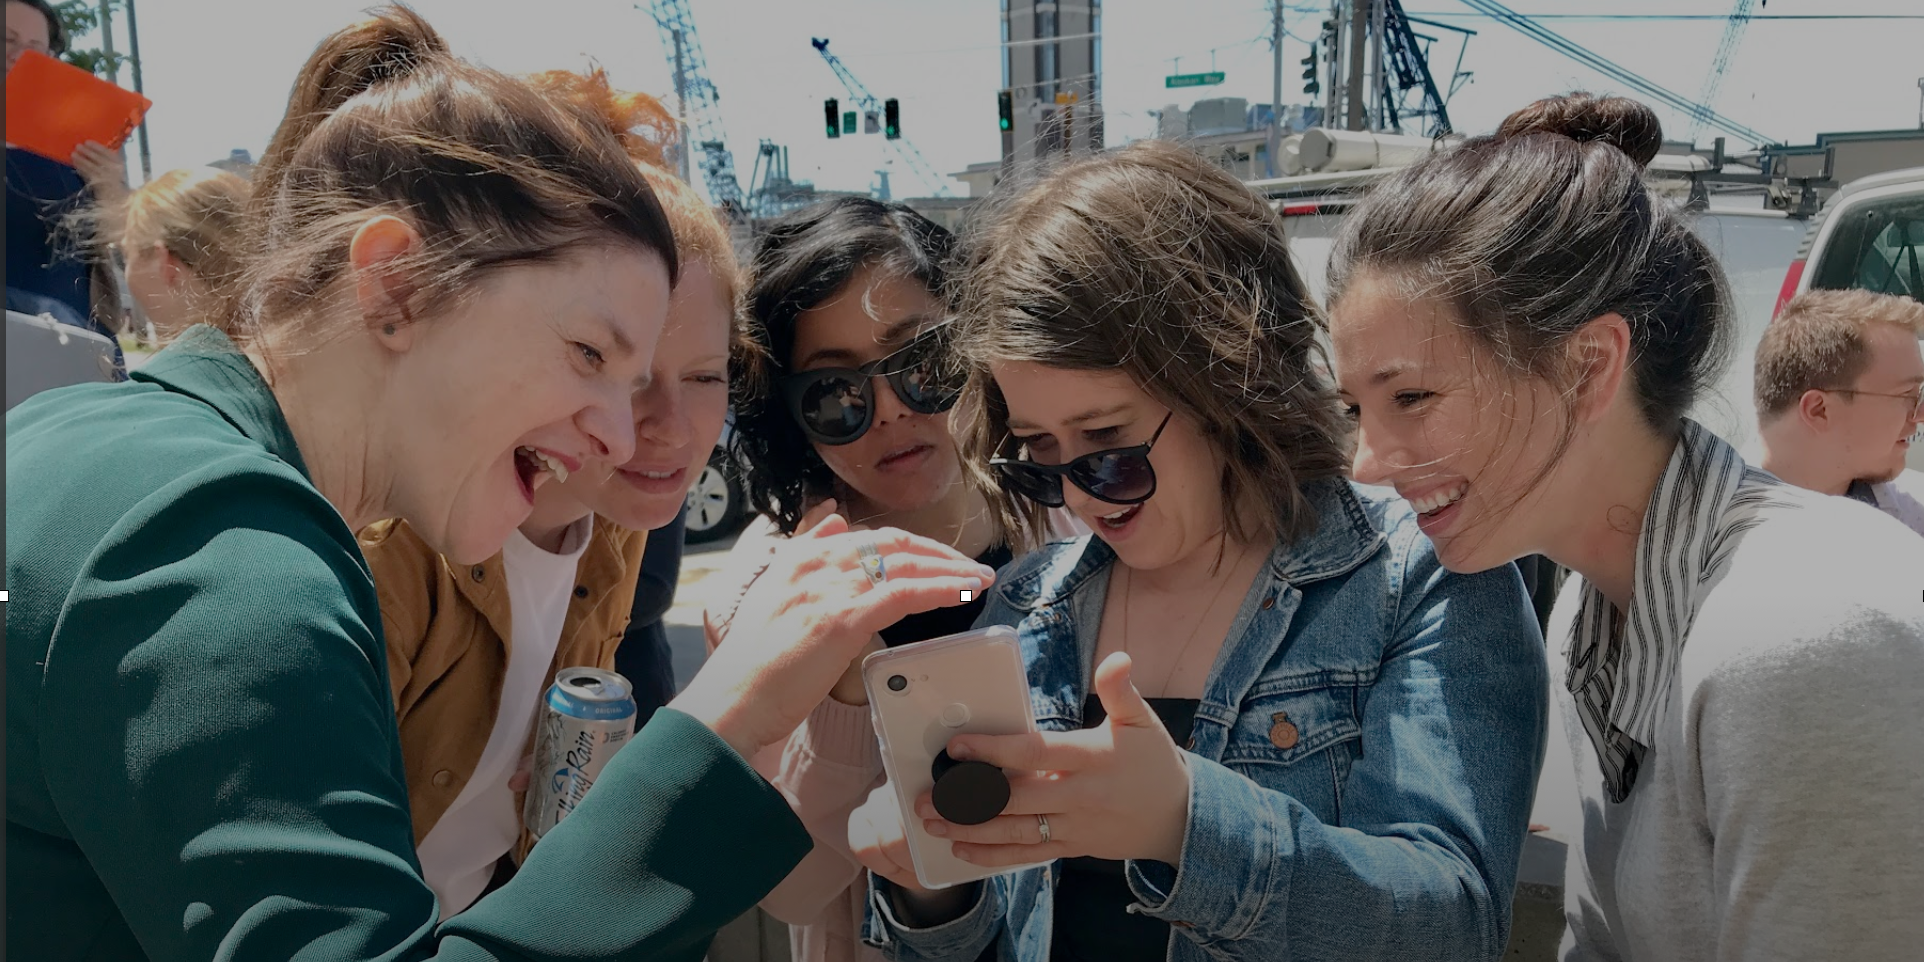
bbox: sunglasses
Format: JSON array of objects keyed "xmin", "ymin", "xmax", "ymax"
[
  {"xmin": 990, "ymin": 412, "xmax": 1173, "ymax": 508},
  {"xmin": 777, "ymin": 325, "xmax": 960, "ymax": 446}
]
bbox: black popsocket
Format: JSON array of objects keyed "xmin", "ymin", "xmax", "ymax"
[{"xmin": 930, "ymin": 749, "xmax": 1010, "ymax": 825}]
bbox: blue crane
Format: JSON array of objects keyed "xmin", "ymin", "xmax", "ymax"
[
  {"xmin": 643, "ymin": 1, "xmax": 747, "ymax": 218},
  {"xmin": 810, "ymin": 37, "xmax": 954, "ymax": 198},
  {"xmin": 1691, "ymin": 0, "xmax": 1757, "ymax": 144},
  {"xmin": 1458, "ymin": 0, "xmax": 1779, "ymax": 147}
]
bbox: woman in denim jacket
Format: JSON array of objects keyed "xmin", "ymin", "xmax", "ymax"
[{"xmin": 846, "ymin": 140, "xmax": 1550, "ymax": 961}]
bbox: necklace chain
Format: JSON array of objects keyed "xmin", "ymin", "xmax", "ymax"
[{"xmin": 1118, "ymin": 543, "xmax": 1254, "ymax": 694}]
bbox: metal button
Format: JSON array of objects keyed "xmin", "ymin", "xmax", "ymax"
[
  {"xmin": 469, "ymin": 565, "xmax": 486, "ymax": 583},
  {"xmin": 573, "ymin": 585, "xmax": 590, "ymax": 599},
  {"xmin": 1261, "ymin": 595, "xmax": 1275, "ymax": 610},
  {"xmin": 1269, "ymin": 712, "xmax": 1299, "ymax": 750},
  {"xmin": 1172, "ymin": 920, "xmax": 1194, "ymax": 929},
  {"xmin": 431, "ymin": 770, "xmax": 455, "ymax": 788},
  {"xmin": 1184, "ymin": 735, "xmax": 1197, "ymax": 751}
]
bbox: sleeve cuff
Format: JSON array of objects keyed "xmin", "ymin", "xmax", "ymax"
[
  {"xmin": 792, "ymin": 694, "xmax": 885, "ymax": 770},
  {"xmin": 1125, "ymin": 755, "xmax": 1281, "ymax": 942},
  {"xmin": 862, "ymin": 874, "xmax": 1000, "ymax": 956}
]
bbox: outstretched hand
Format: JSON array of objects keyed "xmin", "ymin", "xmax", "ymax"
[
  {"xmin": 670, "ymin": 512, "xmax": 996, "ymax": 760},
  {"xmin": 917, "ymin": 652, "xmax": 1193, "ymax": 867}
]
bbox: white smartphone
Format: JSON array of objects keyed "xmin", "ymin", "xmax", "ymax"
[{"xmin": 863, "ymin": 625, "xmax": 1050, "ymax": 890}]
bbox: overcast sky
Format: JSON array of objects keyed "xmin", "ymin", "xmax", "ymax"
[{"xmin": 90, "ymin": 0, "xmax": 1924, "ymax": 198}]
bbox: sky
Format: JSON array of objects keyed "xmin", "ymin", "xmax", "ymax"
[{"xmin": 81, "ymin": 0, "xmax": 1924, "ymax": 200}]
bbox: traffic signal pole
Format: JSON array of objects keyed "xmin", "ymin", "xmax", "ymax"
[{"xmin": 1268, "ymin": 1, "xmax": 1283, "ymax": 177}]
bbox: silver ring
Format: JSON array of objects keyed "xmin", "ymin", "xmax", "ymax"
[
  {"xmin": 857, "ymin": 542, "xmax": 887, "ymax": 587},
  {"xmin": 1036, "ymin": 813, "xmax": 1051, "ymax": 844}
]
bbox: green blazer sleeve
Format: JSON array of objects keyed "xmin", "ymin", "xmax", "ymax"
[{"xmin": 23, "ymin": 464, "xmax": 810, "ymax": 961}]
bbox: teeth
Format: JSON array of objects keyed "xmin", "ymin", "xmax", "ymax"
[
  {"xmin": 1100, "ymin": 507, "xmax": 1133, "ymax": 521},
  {"xmin": 519, "ymin": 447, "xmax": 570, "ymax": 483},
  {"xmin": 1409, "ymin": 483, "xmax": 1468, "ymax": 515},
  {"xmin": 641, "ymin": 470, "xmax": 675, "ymax": 480}
]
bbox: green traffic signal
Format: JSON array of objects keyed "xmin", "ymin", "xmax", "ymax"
[
  {"xmin": 884, "ymin": 98, "xmax": 901, "ymax": 140},
  {"xmin": 824, "ymin": 97, "xmax": 840, "ymax": 138},
  {"xmin": 997, "ymin": 90, "xmax": 1013, "ymax": 132}
]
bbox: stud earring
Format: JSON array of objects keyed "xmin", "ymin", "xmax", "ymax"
[{"xmin": 382, "ymin": 323, "xmax": 397, "ymax": 336}]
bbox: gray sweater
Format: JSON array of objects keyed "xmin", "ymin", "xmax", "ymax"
[{"xmin": 1552, "ymin": 487, "xmax": 1924, "ymax": 961}]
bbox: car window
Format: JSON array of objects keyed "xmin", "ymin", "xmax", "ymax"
[{"xmin": 1811, "ymin": 192, "xmax": 1924, "ymax": 303}]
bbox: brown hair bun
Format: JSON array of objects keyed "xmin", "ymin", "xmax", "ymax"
[{"xmin": 1497, "ymin": 92, "xmax": 1662, "ymax": 169}]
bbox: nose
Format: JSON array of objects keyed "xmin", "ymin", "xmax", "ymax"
[
  {"xmin": 633, "ymin": 379, "xmax": 692, "ymax": 452},
  {"xmin": 867, "ymin": 372, "xmax": 912, "ymax": 427},
  {"xmin": 1350, "ymin": 416, "xmax": 1397, "ymax": 486},
  {"xmin": 579, "ymin": 381, "xmax": 637, "ymax": 467}
]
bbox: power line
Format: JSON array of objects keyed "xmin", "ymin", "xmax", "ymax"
[{"xmin": 1407, "ymin": 12, "xmax": 1924, "ymax": 20}]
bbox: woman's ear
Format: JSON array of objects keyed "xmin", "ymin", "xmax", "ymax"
[
  {"xmin": 348, "ymin": 215, "xmax": 424, "ymax": 351},
  {"xmin": 1568, "ymin": 312, "xmax": 1633, "ymax": 426}
]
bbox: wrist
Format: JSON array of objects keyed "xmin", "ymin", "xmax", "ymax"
[
  {"xmin": 668, "ymin": 686, "xmax": 763, "ymax": 760},
  {"xmin": 888, "ymin": 879, "xmax": 977, "ymax": 928}
]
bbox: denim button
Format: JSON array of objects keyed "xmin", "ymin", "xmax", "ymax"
[
  {"xmin": 1172, "ymin": 920, "xmax": 1194, "ymax": 929},
  {"xmin": 1184, "ymin": 736, "xmax": 1197, "ymax": 751},
  {"xmin": 1261, "ymin": 595, "xmax": 1275, "ymax": 609}
]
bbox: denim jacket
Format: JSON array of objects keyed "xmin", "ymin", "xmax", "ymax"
[{"xmin": 863, "ymin": 479, "xmax": 1549, "ymax": 961}]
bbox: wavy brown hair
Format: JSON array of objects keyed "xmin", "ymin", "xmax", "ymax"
[{"xmin": 951, "ymin": 139, "xmax": 1351, "ymax": 553}]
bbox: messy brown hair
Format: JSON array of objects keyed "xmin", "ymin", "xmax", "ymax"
[
  {"xmin": 951, "ymin": 139, "xmax": 1351, "ymax": 553},
  {"xmin": 525, "ymin": 66, "xmax": 764, "ymax": 398},
  {"xmin": 236, "ymin": 5, "xmax": 677, "ymax": 345},
  {"xmin": 1755, "ymin": 288, "xmax": 1924, "ymax": 422},
  {"xmin": 119, "ymin": 168, "xmax": 252, "ymax": 337}
]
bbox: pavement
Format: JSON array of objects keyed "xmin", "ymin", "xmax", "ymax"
[{"xmin": 662, "ymin": 531, "xmax": 741, "ymax": 692}]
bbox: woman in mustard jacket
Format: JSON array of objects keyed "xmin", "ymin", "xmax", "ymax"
[{"xmin": 359, "ymin": 68, "xmax": 756, "ymax": 917}]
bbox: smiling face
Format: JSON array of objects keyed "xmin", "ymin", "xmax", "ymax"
[
  {"xmin": 383, "ymin": 244, "xmax": 670, "ymax": 564},
  {"xmin": 991, "ymin": 362, "xmax": 1229, "ymax": 572},
  {"xmin": 546, "ymin": 260, "xmax": 734, "ymax": 531},
  {"xmin": 1330, "ymin": 272, "xmax": 1571, "ymax": 574},
  {"xmin": 789, "ymin": 264, "xmax": 960, "ymax": 514},
  {"xmin": 1835, "ymin": 322, "xmax": 1924, "ymax": 485},
  {"xmin": 5, "ymin": 1, "xmax": 50, "ymax": 73}
]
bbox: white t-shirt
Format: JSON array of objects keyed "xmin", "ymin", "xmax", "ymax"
[{"xmin": 414, "ymin": 515, "xmax": 593, "ymax": 919}]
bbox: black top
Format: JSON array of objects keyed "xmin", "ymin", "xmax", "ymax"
[
  {"xmin": 1051, "ymin": 695, "xmax": 1202, "ymax": 962},
  {"xmin": 878, "ymin": 543, "xmax": 1014, "ymax": 647}
]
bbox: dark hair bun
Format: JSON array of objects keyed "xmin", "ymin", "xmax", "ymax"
[{"xmin": 1497, "ymin": 92, "xmax": 1662, "ymax": 169}]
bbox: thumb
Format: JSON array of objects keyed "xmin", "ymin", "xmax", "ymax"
[
  {"xmin": 796, "ymin": 498, "xmax": 839, "ymax": 534},
  {"xmin": 1092, "ymin": 651, "xmax": 1159, "ymax": 731}
]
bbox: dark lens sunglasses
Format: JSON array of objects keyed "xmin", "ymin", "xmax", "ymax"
[
  {"xmin": 990, "ymin": 411, "xmax": 1173, "ymax": 508},
  {"xmin": 777, "ymin": 324, "xmax": 961, "ymax": 446}
]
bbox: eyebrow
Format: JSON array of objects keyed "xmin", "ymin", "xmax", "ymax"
[
  {"xmin": 879, "ymin": 313, "xmax": 937, "ymax": 346},
  {"xmin": 598, "ymin": 314, "xmax": 639, "ymax": 362},
  {"xmin": 1006, "ymin": 402, "xmax": 1135, "ymax": 432},
  {"xmin": 1368, "ymin": 363, "xmax": 1412, "ymax": 386},
  {"xmin": 795, "ymin": 346, "xmax": 861, "ymax": 370}
]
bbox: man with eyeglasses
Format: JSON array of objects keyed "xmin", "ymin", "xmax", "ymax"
[{"xmin": 1756, "ymin": 289, "xmax": 1924, "ymax": 536}]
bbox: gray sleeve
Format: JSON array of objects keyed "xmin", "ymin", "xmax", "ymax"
[{"xmin": 1692, "ymin": 608, "xmax": 1924, "ymax": 961}]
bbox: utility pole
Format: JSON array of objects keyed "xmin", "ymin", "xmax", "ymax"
[
  {"xmin": 1917, "ymin": 77, "xmax": 1923, "ymax": 130},
  {"xmin": 1346, "ymin": 0, "xmax": 1369, "ymax": 131},
  {"xmin": 670, "ymin": 27, "xmax": 691, "ymax": 184},
  {"xmin": 1268, "ymin": 0, "xmax": 1284, "ymax": 176},
  {"xmin": 124, "ymin": 0, "xmax": 149, "ymax": 182}
]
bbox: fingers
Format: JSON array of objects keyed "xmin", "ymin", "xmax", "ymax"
[
  {"xmin": 923, "ymin": 810, "xmax": 1060, "ymax": 847},
  {"xmin": 1091, "ymin": 652, "xmax": 1161, "ymax": 731},
  {"xmin": 849, "ymin": 786, "xmax": 923, "ymax": 891},
  {"xmin": 949, "ymin": 838, "xmax": 1071, "ymax": 868},
  {"xmin": 839, "ymin": 577, "xmax": 992, "ymax": 636}
]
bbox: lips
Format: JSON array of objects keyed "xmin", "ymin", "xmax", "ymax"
[
  {"xmin": 511, "ymin": 446, "xmax": 581, "ymax": 503},
  {"xmin": 875, "ymin": 443, "xmax": 934, "ymax": 471}
]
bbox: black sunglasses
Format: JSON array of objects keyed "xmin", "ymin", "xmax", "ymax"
[
  {"xmin": 990, "ymin": 411, "xmax": 1173, "ymax": 508},
  {"xmin": 777, "ymin": 324, "xmax": 961, "ymax": 446}
]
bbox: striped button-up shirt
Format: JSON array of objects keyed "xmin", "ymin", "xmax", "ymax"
[{"xmin": 1563, "ymin": 420, "xmax": 1794, "ymax": 802}]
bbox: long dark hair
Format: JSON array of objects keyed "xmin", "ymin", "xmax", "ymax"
[{"xmin": 733, "ymin": 197, "xmax": 954, "ymax": 534}]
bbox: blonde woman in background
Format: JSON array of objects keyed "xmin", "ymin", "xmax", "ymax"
[{"xmin": 112, "ymin": 167, "xmax": 252, "ymax": 339}]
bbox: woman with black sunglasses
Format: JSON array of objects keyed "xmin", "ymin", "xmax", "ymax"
[
  {"xmin": 845, "ymin": 140, "xmax": 1550, "ymax": 962},
  {"xmin": 710, "ymin": 196, "xmax": 1043, "ymax": 962}
]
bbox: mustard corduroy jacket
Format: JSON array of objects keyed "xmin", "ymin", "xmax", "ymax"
[{"xmin": 357, "ymin": 515, "xmax": 647, "ymax": 845}]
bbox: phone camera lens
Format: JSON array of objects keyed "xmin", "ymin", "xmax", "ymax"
[{"xmin": 886, "ymin": 674, "xmax": 909, "ymax": 693}]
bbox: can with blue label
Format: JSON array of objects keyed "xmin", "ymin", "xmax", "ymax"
[{"xmin": 523, "ymin": 667, "xmax": 638, "ymax": 840}]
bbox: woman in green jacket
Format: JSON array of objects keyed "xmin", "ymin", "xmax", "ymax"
[{"xmin": 4, "ymin": 8, "xmax": 994, "ymax": 962}]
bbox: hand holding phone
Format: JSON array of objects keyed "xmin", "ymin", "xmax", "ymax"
[{"xmin": 862, "ymin": 626, "xmax": 1050, "ymax": 889}]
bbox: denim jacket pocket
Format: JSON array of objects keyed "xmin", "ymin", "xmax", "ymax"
[{"xmin": 1217, "ymin": 683, "xmax": 1364, "ymax": 822}]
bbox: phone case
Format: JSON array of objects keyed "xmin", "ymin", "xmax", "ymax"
[{"xmin": 863, "ymin": 625, "xmax": 1051, "ymax": 889}]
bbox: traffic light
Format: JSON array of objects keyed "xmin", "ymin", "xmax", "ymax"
[
  {"xmin": 884, "ymin": 98, "xmax": 901, "ymax": 140},
  {"xmin": 997, "ymin": 90, "xmax": 1013, "ymax": 132},
  {"xmin": 1301, "ymin": 44, "xmax": 1319, "ymax": 97},
  {"xmin": 824, "ymin": 98, "xmax": 840, "ymax": 138}
]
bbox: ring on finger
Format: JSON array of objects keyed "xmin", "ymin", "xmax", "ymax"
[
  {"xmin": 857, "ymin": 542, "xmax": 888, "ymax": 586},
  {"xmin": 1036, "ymin": 813, "xmax": 1051, "ymax": 844}
]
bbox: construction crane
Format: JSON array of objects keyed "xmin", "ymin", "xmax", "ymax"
[
  {"xmin": 643, "ymin": 1, "xmax": 747, "ymax": 220},
  {"xmin": 1378, "ymin": 0, "xmax": 1457, "ymax": 137},
  {"xmin": 809, "ymin": 38, "xmax": 954, "ymax": 198},
  {"xmin": 1459, "ymin": 0, "xmax": 1779, "ymax": 147},
  {"xmin": 1690, "ymin": 0, "xmax": 1757, "ymax": 144}
]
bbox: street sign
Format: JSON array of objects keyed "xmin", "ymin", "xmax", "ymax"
[
  {"xmin": 842, "ymin": 111, "xmax": 858, "ymax": 135},
  {"xmin": 1165, "ymin": 71, "xmax": 1225, "ymax": 89}
]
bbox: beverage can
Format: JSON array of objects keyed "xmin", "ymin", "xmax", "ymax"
[{"xmin": 523, "ymin": 667, "xmax": 637, "ymax": 840}]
